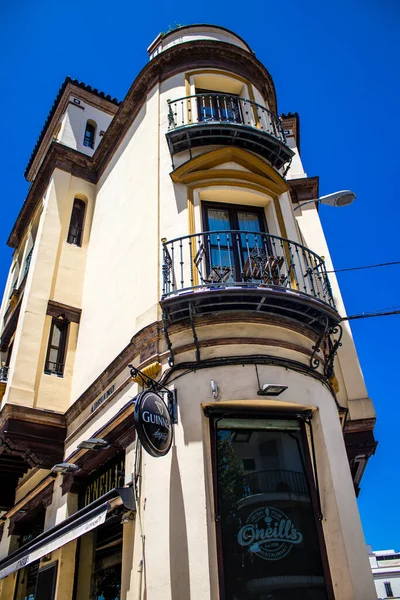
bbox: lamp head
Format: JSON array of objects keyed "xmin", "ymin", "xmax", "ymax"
[
  {"xmin": 77, "ymin": 438, "xmax": 110, "ymax": 451},
  {"xmin": 51, "ymin": 462, "xmax": 80, "ymax": 475},
  {"xmin": 319, "ymin": 190, "xmax": 355, "ymax": 207}
]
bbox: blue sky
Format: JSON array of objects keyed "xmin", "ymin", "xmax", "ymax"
[{"xmin": 0, "ymin": 0, "xmax": 399, "ymax": 550}]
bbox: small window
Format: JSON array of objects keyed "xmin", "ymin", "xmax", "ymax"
[
  {"xmin": 83, "ymin": 121, "xmax": 96, "ymax": 149},
  {"xmin": 67, "ymin": 199, "xmax": 85, "ymax": 246},
  {"xmin": 45, "ymin": 317, "xmax": 69, "ymax": 377},
  {"xmin": 384, "ymin": 582, "xmax": 394, "ymax": 597}
]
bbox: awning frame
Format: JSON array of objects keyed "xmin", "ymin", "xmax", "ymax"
[{"xmin": 0, "ymin": 487, "xmax": 134, "ymax": 580}]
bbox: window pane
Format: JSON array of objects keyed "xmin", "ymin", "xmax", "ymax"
[
  {"xmin": 216, "ymin": 420, "xmax": 328, "ymax": 600},
  {"xmin": 51, "ymin": 324, "xmax": 62, "ymax": 347}
]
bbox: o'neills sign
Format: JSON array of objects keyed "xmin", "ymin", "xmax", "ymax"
[
  {"xmin": 134, "ymin": 391, "xmax": 173, "ymax": 457},
  {"xmin": 238, "ymin": 506, "xmax": 303, "ymax": 561}
]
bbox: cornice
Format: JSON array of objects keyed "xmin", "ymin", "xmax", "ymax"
[
  {"xmin": 0, "ymin": 403, "xmax": 66, "ymax": 430},
  {"xmin": 93, "ymin": 40, "xmax": 278, "ymax": 179},
  {"xmin": 8, "ymin": 143, "xmax": 96, "ymax": 248},
  {"xmin": 25, "ymin": 78, "xmax": 119, "ymax": 181},
  {"xmin": 11, "ymin": 41, "xmax": 278, "ymax": 249},
  {"xmin": 47, "ymin": 300, "xmax": 82, "ymax": 324}
]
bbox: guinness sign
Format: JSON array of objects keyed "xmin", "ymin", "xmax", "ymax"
[{"xmin": 134, "ymin": 391, "xmax": 173, "ymax": 457}]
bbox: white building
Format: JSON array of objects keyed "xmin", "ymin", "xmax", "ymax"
[
  {"xmin": 0, "ymin": 24, "xmax": 377, "ymax": 600},
  {"xmin": 369, "ymin": 547, "xmax": 400, "ymax": 599}
]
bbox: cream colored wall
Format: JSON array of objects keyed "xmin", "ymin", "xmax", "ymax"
[
  {"xmin": 71, "ymin": 85, "xmax": 160, "ymax": 400},
  {"xmin": 2, "ymin": 170, "xmax": 95, "ymax": 411},
  {"xmin": 296, "ymin": 204, "xmax": 372, "ymax": 414},
  {"xmin": 59, "ymin": 95, "xmax": 113, "ymax": 155},
  {"xmin": 149, "ymin": 26, "xmax": 250, "ymax": 59},
  {"xmin": 132, "ymin": 346, "xmax": 376, "ymax": 600}
]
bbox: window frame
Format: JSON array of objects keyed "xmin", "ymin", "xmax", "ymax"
[
  {"xmin": 44, "ymin": 316, "xmax": 69, "ymax": 377},
  {"xmin": 201, "ymin": 201, "xmax": 269, "ymax": 281},
  {"xmin": 209, "ymin": 410, "xmax": 335, "ymax": 600},
  {"xmin": 384, "ymin": 581, "xmax": 394, "ymax": 597},
  {"xmin": 67, "ymin": 198, "xmax": 86, "ymax": 247},
  {"xmin": 83, "ymin": 121, "xmax": 96, "ymax": 149}
]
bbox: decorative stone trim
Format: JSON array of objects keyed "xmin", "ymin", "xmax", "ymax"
[{"xmin": 47, "ymin": 300, "xmax": 82, "ymax": 324}]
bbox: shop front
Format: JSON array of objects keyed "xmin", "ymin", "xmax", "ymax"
[
  {"xmin": 0, "ymin": 455, "xmax": 134, "ymax": 600},
  {"xmin": 209, "ymin": 410, "xmax": 334, "ymax": 600},
  {"xmin": 74, "ymin": 453, "xmax": 127, "ymax": 600}
]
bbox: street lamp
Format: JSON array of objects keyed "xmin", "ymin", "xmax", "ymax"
[{"xmin": 294, "ymin": 190, "xmax": 356, "ymax": 212}]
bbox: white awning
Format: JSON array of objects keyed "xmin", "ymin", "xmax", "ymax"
[{"xmin": 0, "ymin": 487, "xmax": 134, "ymax": 580}]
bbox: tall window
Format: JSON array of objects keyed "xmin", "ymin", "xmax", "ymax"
[
  {"xmin": 213, "ymin": 416, "xmax": 330, "ymax": 599},
  {"xmin": 202, "ymin": 202, "xmax": 268, "ymax": 282},
  {"xmin": 67, "ymin": 199, "xmax": 85, "ymax": 246},
  {"xmin": 45, "ymin": 317, "xmax": 68, "ymax": 377},
  {"xmin": 83, "ymin": 120, "xmax": 96, "ymax": 149},
  {"xmin": 385, "ymin": 582, "xmax": 394, "ymax": 597}
]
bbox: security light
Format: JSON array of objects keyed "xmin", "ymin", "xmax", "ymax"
[
  {"xmin": 294, "ymin": 190, "xmax": 356, "ymax": 211},
  {"xmin": 258, "ymin": 384, "xmax": 288, "ymax": 397},
  {"xmin": 77, "ymin": 438, "xmax": 110, "ymax": 451},
  {"xmin": 51, "ymin": 462, "xmax": 80, "ymax": 475}
]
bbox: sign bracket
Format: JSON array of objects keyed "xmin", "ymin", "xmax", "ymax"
[{"xmin": 128, "ymin": 365, "xmax": 178, "ymax": 424}]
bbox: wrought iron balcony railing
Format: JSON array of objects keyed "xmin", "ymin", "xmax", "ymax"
[
  {"xmin": 244, "ymin": 469, "xmax": 308, "ymax": 496},
  {"xmin": 0, "ymin": 364, "xmax": 9, "ymax": 383},
  {"xmin": 44, "ymin": 361, "xmax": 64, "ymax": 377},
  {"xmin": 166, "ymin": 94, "xmax": 294, "ymax": 169},
  {"xmin": 162, "ymin": 230, "xmax": 335, "ymax": 309},
  {"xmin": 168, "ymin": 94, "xmax": 286, "ymax": 142}
]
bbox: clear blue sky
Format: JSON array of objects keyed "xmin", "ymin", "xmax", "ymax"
[{"xmin": 0, "ymin": 0, "xmax": 399, "ymax": 551}]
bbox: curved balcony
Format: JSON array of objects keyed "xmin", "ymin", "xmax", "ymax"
[
  {"xmin": 161, "ymin": 230, "xmax": 340, "ymax": 334},
  {"xmin": 166, "ymin": 94, "xmax": 294, "ymax": 170},
  {"xmin": 244, "ymin": 469, "xmax": 308, "ymax": 496}
]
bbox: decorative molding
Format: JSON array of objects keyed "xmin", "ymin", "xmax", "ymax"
[
  {"xmin": 8, "ymin": 143, "xmax": 96, "ymax": 248},
  {"xmin": 10, "ymin": 41, "xmax": 278, "ymax": 249},
  {"xmin": 9, "ymin": 482, "xmax": 55, "ymax": 535},
  {"xmin": 26, "ymin": 78, "xmax": 119, "ymax": 181},
  {"xmin": 65, "ymin": 321, "xmax": 160, "ymax": 426},
  {"xmin": 5, "ymin": 477, "xmax": 54, "ymax": 520},
  {"xmin": 47, "ymin": 300, "xmax": 81, "ymax": 324},
  {"xmin": 171, "ymin": 147, "xmax": 288, "ymax": 196},
  {"xmin": 170, "ymin": 336, "xmax": 318, "ymax": 360},
  {"xmin": 281, "ymin": 112, "xmax": 300, "ymax": 151},
  {"xmin": 288, "ymin": 177, "xmax": 319, "ymax": 205}
]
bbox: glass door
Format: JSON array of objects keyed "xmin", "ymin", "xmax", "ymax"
[
  {"xmin": 213, "ymin": 417, "xmax": 330, "ymax": 600},
  {"xmin": 202, "ymin": 203, "xmax": 267, "ymax": 283}
]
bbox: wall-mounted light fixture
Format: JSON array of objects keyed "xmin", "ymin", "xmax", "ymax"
[
  {"xmin": 77, "ymin": 438, "xmax": 110, "ymax": 451},
  {"xmin": 294, "ymin": 190, "xmax": 356, "ymax": 212},
  {"xmin": 258, "ymin": 384, "xmax": 288, "ymax": 397},
  {"xmin": 51, "ymin": 462, "xmax": 80, "ymax": 475},
  {"xmin": 210, "ymin": 380, "xmax": 219, "ymax": 400}
]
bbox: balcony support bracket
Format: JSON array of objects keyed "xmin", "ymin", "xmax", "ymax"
[
  {"xmin": 162, "ymin": 309, "xmax": 175, "ymax": 367},
  {"xmin": 189, "ymin": 302, "xmax": 201, "ymax": 362},
  {"xmin": 310, "ymin": 315, "xmax": 329, "ymax": 371},
  {"xmin": 324, "ymin": 324, "xmax": 343, "ymax": 379}
]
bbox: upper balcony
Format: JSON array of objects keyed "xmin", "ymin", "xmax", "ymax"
[
  {"xmin": 166, "ymin": 94, "xmax": 294, "ymax": 170},
  {"xmin": 160, "ymin": 230, "xmax": 340, "ymax": 336}
]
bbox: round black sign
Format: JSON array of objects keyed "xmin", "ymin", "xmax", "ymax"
[{"xmin": 133, "ymin": 391, "xmax": 173, "ymax": 457}]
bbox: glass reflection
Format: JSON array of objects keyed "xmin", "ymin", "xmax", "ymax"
[{"xmin": 216, "ymin": 420, "xmax": 328, "ymax": 600}]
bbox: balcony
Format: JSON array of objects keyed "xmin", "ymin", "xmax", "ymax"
[
  {"xmin": 161, "ymin": 230, "xmax": 340, "ymax": 335},
  {"xmin": 244, "ymin": 469, "xmax": 309, "ymax": 496},
  {"xmin": 166, "ymin": 94, "xmax": 294, "ymax": 170}
]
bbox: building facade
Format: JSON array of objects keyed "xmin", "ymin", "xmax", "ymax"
[
  {"xmin": 0, "ymin": 24, "xmax": 378, "ymax": 600},
  {"xmin": 369, "ymin": 547, "xmax": 400, "ymax": 599}
]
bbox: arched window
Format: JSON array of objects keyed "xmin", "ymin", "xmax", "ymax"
[
  {"xmin": 67, "ymin": 199, "xmax": 86, "ymax": 246},
  {"xmin": 83, "ymin": 120, "xmax": 96, "ymax": 149}
]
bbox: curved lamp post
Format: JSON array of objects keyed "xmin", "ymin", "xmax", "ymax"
[{"xmin": 294, "ymin": 190, "xmax": 356, "ymax": 211}]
